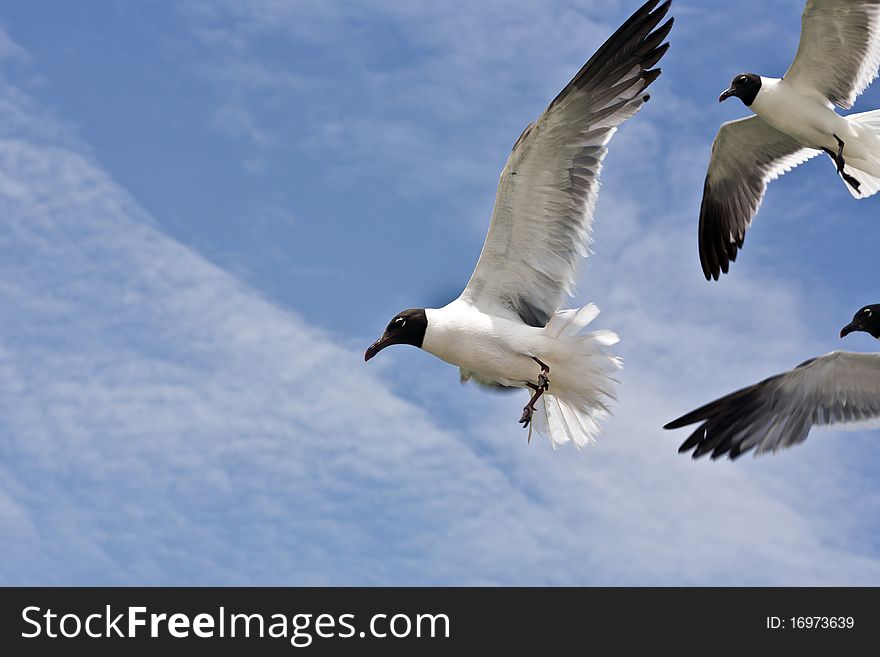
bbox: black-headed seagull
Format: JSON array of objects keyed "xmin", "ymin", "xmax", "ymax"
[
  {"xmin": 365, "ymin": 0, "xmax": 673, "ymax": 448},
  {"xmin": 665, "ymin": 304, "xmax": 880, "ymax": 460},
  {"xmin": 700, "ymin": 0, "xmax": 880, "ymax": 280}
]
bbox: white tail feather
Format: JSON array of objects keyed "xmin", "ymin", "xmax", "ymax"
[
  {"xmin": 544, "ymin": 303, "xmax": 600, "ymax": 338},
  {"xmin": 850, "ymin": 108, "xmax": 880, "ymax": 130},
  {"xmin": 840, "ymin": 164, "xmax": 880, "ymax": 199},
  {"xmin": 842, "ymin": 109, "xmax": 880, "ymax": 199},
  {"xmin": 530, "ymin": 304, "xmax": 620, "ymax": 449}
]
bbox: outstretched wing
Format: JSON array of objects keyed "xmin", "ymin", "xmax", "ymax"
[
  {"xmin": 698, "ymin": 116, "xmax": 819, "ymax": 280},
  {"xmin": 785, "ymin": 0, "xmax": 880, "ymax": 109},
  {"xmin": 459, "ymin": 0, "xmax": 673, "ymax": 326},
  {"xmin": 665, "ymin": 351, "xmax": 880, "ymax": 460}
]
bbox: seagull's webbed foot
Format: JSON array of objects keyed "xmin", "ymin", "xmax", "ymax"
[
  {"xmin": 842, "ymin": 170, "xmax": 862, "ymax": 192},
  {"xmin": 519, "ymin": 357, "xmax": 551, "ymax": 441},
  {"xmin": 520, "ymin": 382, "xmax": 543, "ymax": 429},
  {"xmin": 519, "ymin": 402, "xmax": 534, "ymax": 428}
]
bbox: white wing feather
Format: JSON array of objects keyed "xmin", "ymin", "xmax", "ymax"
[
  {"xmin": 459, "ymin": 0, "xmax": 673, "ymax": 327},
  {"xmin": 785, "ymin": 0, "xmax": 880, "ymax": 109}
]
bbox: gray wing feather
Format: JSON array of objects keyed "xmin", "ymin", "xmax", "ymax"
[
  {"xmin": 459, "ymin": 0, "xmax": 673, "ymax": 326},
  {"xmin": 665, "ymin": 352, "xmax": 880, "ymax": 460},
  {"xmin": 785, "ymin": 0, "xmax": 880, "ymax": 109},
  {"xmin": 698, "ymin": 116, "xmax": 819, "ymax": 280}
]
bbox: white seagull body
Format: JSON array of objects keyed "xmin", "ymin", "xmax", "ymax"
[
  {"xmin": 365, "ymin": 0, "xmax": 674, "ymax": 448},
  {"xmin": 423, "ymin": 300, "xmax": 620, "ymax": 446},
  {"xmin": 666, "ymin": 305, "xmax": 880, "ymax": 459},
  {"xmin": 700, "ymin": 0, "xmax": 880, "ymax": 280}
]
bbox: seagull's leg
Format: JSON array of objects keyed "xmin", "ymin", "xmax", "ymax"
[
  {"xmin": 821, "ymin": 141, "xmax": 847, "ymax": 175},
  {"xmin": 834, "ymin": 134, "xmax": 845, "ymax": 172},
  {"xmin": 821, "ymin": 142, "xmax": 862, "ymax": 191},
  {"xmin": 829, "ymin": 134, "xmax": 861, "ymax": 193},
  {"xmin": 518, "ymin": 357, "xmax": 552, "ymax": 436},
  {"xmin": 531, "ymin": 356, "xmax": 550, "ymax": 391}
]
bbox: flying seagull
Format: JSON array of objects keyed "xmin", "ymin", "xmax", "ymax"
[
  {"xmin": 664, "ymin": 304, "xmax": 880, "ymax": 460},
  {"xmin": 699, "ymin": 0, "xmax": 880, "ymax": 280},
  {"xmin": 365, "ymin": 0, "xmax": 673, "ymax": 448}
]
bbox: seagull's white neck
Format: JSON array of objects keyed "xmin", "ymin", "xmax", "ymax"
[
  {"xmin": 749, "ymin": 76, "xmax": 778, "ymax": 109},
  {"xmin": 421, "ymin": 301, "xmax": 475, "ymax": 360}
]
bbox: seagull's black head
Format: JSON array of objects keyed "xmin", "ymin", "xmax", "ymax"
[
  {"xmin": 719, "ymin": 73, "xmax": 761, "ymax": 106},
  {"xmin": 364, "ymin": 308, "xmax": 428, "ymax": 361},
  {"xmin": 840, "ymin": 304, "xmax": 880, "ymax": 339}
]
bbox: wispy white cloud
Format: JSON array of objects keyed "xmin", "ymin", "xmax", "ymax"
[
  {"xmin": 0, "ymin": 24, "xmax": 27, "ymax": 63},
  {"xmin": 211, "ymin": 103, "xmax": 272, "ymax": 145},
  {"xmin": 1, "ymin": 5, "xmax": 879, "ymax": 587},
  {"xmin": 175, "ymin": 0, "xmax": 614, "ymax": 218}
]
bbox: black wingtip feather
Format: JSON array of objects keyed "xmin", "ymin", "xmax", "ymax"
[
  {"xmin": 642, "ymin": 68, "xmax": 662, "ymax": 87},
  {"xmin": 668, "ymin": 372, "xmax": 787, "ymax": 460},
  {"xmin": 698, "ymin": 145, "xmax": 762, "ymax": 282},
  {"xmin": 548, "ymin": 0, "xmax": 673, "ymax": 110},
  {"xmin": 677, "ymin": 426, "xmax": 706, "ymax": 452},
  {"xmin": 643, "ymin": 17, "xmax": 674, "ymax": 52},
  {"xmin": 664, "ymin": 414, "xmax": 700, "ymax": 430},
  {"xmin": 642, "ymin": 41, "xmax": 671, "ymax": 69}
]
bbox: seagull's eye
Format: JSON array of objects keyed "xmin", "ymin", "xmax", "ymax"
[
  {"xmin": 738, "ymin": 76, "xmax": 747, "ymax": 83},
  {"xmin": 863, "ymin": 308, "xmax": 872, "ymax": 316},
  {"xmin": 392, "ymin": 317, "xmax": 406, "ymax": 329}
]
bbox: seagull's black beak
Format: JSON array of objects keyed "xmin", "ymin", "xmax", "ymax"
[
  {"xmin": 840, "ymin": 321, "xmax": 859, "ymax": 338},
  {"xmin": 719, "ymin": 87, "xmax": 736, "ymax": 103},
  {"xmin": 364, "ymin": 334, "xmax": 393, "ymax": 362}
]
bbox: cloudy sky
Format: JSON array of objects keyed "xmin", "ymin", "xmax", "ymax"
[{"xmin": 1, "ymin": 0, "xmax": 879, "ymax": 585}]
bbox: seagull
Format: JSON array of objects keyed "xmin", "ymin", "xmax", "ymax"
[
  {"xmin": 364, "ymin": 0, "xmax": 673, "ymax": 448},
  {"xmin": 699, "ymin": 0, "xmax": 880, "ymax": 280},
  {"xmin": 664, "ymin": 304, "xmax": 880, "ymax": 460}
]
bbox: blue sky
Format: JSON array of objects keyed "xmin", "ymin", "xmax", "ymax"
[{"xmin": 1, "ymin": 0, "xmax": 879, "ymax": 585}]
